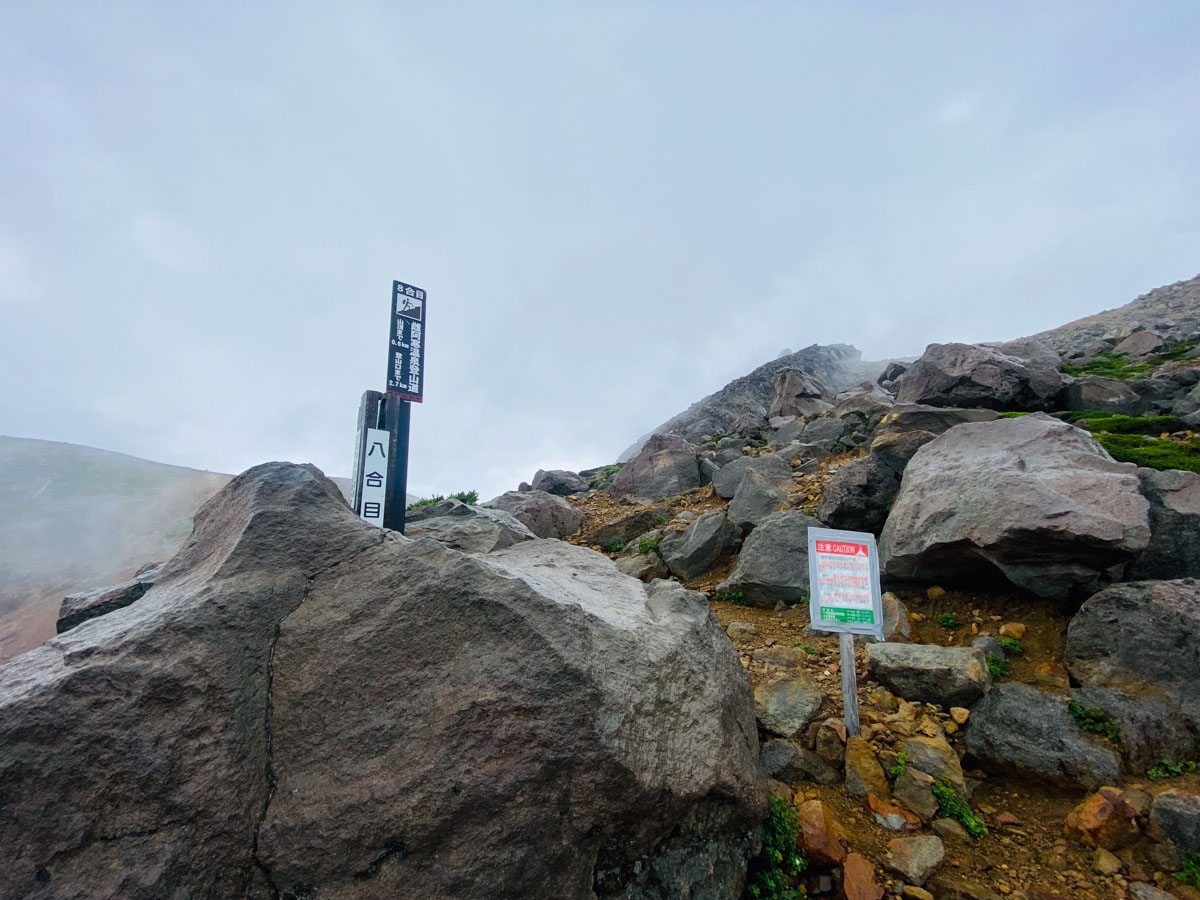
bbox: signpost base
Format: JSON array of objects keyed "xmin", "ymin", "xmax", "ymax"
[
  {"xmin": 840, "ymin": 632, "xmax": 861, "ymax": 737},
  {"xmin": 382, "ymin": 394, "xmax": 411, "ymax": 534}
]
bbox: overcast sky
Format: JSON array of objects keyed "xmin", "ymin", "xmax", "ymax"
[{"xmin": 2, "ymin": 3, "xmax": 1198, "ymax": 500}]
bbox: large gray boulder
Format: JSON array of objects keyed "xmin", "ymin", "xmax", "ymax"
[
  {"xmin": 769, "ymin": 369, "xmax": 832, "ymax": 419},
  {"xmin": 531, "ymin": 468, "xmax": 590, "ymax": 496},
  {"xmin": 1127, "ymin": 469, "xmax": 1200, "ymax": 580},
  {"xmin": 727, "ymin": 468, "xmax": 788, "ymax": 532},
  {"xmin": 1065, "ymin": 579, "xmax": 1200, "ymax": 721},
  {"xmin": 0, "ymin": 463, "xmax": 767, "ymax": 899},
  {"xmin": 873, "ymin": 403, "xmax": 999, "ymax": 438},
  {"xmin": 1151, "ymin": 790, "xmax": 1200, "ymax": 853},
  {"xmin": 816, "ymin": 429, "xmax": 937, "ymax": 534},
  {"xmin": 834, "ymin": 382, "xmax": 895, "ymax": 418},
  {"xmin": 582, "ymin": 506, "xmax": 670, "ymax": 549},
  {"xmin": 865, "ymin": 644, "xmax": 991, "ymax": 709},
  {"xmin": 717, "ymin": 511, "xmax": 819, "ymax": 608},
  {"xmin": 880, "ymin": 414, "xmax": 1151, "ymax": 600},
  {"xmin": 406, "ymin": 500, "xmax": 537, "ymax": 553},
  {"xmin": 659, "ymin": 510, "xmax": 740, "ymax": 580},
  {"xmin": 610, "ymin": 433, "xmax": 702, "ymax": 501},
  {"xmin": 1070, "ymin": 687, "xmax": 1198, "ymax": 774},
  {"xmin": 896, "ymin": 341, "xmax": 1064, "ymax": 411},
  {"xmin": 490, "ymin": 489, "xmax": 584, "ymax": 539},
  {"xmin": 711, "ymin": 454, "xmax": 791, "ymax": 500},
  {"xmin": 965, "ymin": 684, "xmax": 1121, "ymax": 790},
  {"xmin": 1064, "ymin": 376, "xmax": 1147, "ymax": 416}
]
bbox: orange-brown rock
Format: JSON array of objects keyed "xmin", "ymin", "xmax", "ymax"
[
  {"xmin": 840, "ymin": 852, "xmax": 885, "ymax": 900},
  {"xmin": 1064, "ymin": 788, "xmax": 1141, "ymax": 850},
  {"xmin": 866, "ymin": 793, "xmax": 923, "ymax": 831},
  {"xmin": 797, "ymin": 799, "xmax": 847, "ymax": 867}
]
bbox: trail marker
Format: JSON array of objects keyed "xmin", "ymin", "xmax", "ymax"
[
  {"xmin": 351, "ymin": 280, "xmax": 427, "ymax": 534},
  {"xmin": 808, "ymin": 526, "xmax": 885, "ymax": 737}
]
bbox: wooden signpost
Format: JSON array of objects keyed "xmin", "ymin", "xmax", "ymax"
[{"xmin": 807, "ymin": 526, "xmax": 885, "ymax": 737}]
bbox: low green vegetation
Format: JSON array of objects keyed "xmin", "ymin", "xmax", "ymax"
[
  {"xmin": 1178, "ymin": 850, "xmax": 1200, "ymax": 888},
  {"xmin": 831, "ymin": 442, "xmax": 849, "ymax": 454},
  {"xmin": 998, "ymin": 411, "xmax": 1029, "ymax": 418},
  {"xmin": 652, "ymin": 511, "xmax": 670, "ymax": 524},
  {"xmin": 796, "ymin": 644, "xmax": 820, "ymax": 656},
  {"xmin": 745, "ymin": 797, "xmax": 806, "ymax": 900},
  {"xmin": 607, "ymin": 539, "xmax": 626, "ymax": 553},
  {"xmin": 931, "ymin": 779, "xmax": 988, "ymax": 838},
  {"xmin": 890, "ymin": 751, "xmax": 909, "ymax": 779},
  {"xmin": 584, "ymin": 463, "xmax": 624, "ymax": 489},
  {"xmin": 1078, "ymin": 414, "xmax": 1186, "ymax": 435},
  {"xmin": 1148, "ymin": 759, "xmax": 1198, "ymax": 781},
  {"xmin": 405, "ymin": 489, "xmax": 479, "ymax": 511},
  {"xmin": 1091, "ymin": 433, "xmax": 1200, "ymax": 475},
  {"xmin": 1061, "ymin": 352, "xmax": 1153, "ymax": 379},
  {"xmin": 716, "ymin": 591, "xmax": 751, "ymax": 607},
  {"xmin": 998, "ymin": 637, "xmax": 1024, "ymax": 656},
  {"xmin": 637, "ymin": 535, "xmax": 661, "ymax": 554},
  {"xmin": 1069, "ymin": 702, "xmax": 1121, "ymax": 743},
  {"xmin": 986, "ymin": 655, "xmax": 1011, "ymax": 679},
  {"xmin": 938, "ymin": 613, "xmax": 959, "ymax": 628}
]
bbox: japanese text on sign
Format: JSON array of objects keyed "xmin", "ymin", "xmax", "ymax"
[
  {"xmin": 807, "ymin": 527, "xmax": 884, "ymax": 639},
  {"xmin": 358, "ymin": 428, "xmax": 389, "ymax": 526},
  {"xmin": 387, "ymin": 280, "xmax": 426, "ymax": 402}
]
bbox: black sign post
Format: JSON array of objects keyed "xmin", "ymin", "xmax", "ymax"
[{"xmin": 381, "ymin": 280, "xmax": 427, "ymax": 534}]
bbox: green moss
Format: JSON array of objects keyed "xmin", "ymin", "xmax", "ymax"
[
  {"xmin": 795, "ymin": 644, "xmax": 820, "ymax": 656},
  {"xmin": 1179, "ymin": 850, "xmax": 1200, "ymax": 888},
  {"xmin": 1079, "ymin": 414, "xmax": 1186, "ymax": 435},
  {"xmin": 998, "ymin": 411, "xmax": 1029, "ymax": 418},
  {"xmin": 745, "ymin": 797, "xmax": 806, "ymax": 900},
  {"xmin": 1092, "ymin": 433, "xmax": 1200, "ymax": 474},
  {"xmin": 932, "ymin": 779, "xmax": 988, "ymax": 838},
  {"xmin": 890, "ymin": 751, "xmax": 909, "ymax": 779},
  {"xmin": 986, "ymin": 655, "xmax": 1011, "ymax": 678},
  {"xmin": 1069, "ymin": 702, "xmax": 1121, "ymax": 743},
  {"xmin": 938, "ymin": 613, "xmax": 959, "ymax": 628},
  {"xmin": 716, "ymin": 591, "xmax": 751, "ymax": 607},
  {"xmin": 607, "ymin": 539, "xmax": 626, "ymax": 553},
  {"xmin": 1062, "ymin": 352, "xmax": 1153, "ymax": 379}
]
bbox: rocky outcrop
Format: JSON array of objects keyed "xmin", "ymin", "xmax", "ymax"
[
  {"xmin": 768, "ymin": 369, "xmax": 832, "ymax": 419},
  {"xmin": 880, "ymin": 414, "xmax": 1151, "ymax": 600},
  {"xmin": 865, "ymin": 644, "xmax": 991, "ymax": 709},
  {"xmin": 582, "ymin": 506, "xmax": 670, "ymax": 549},
  {"xmin": 1065, "ymin": 579, "xmax": 1200, "ymax": 720},
  {"xmin": 659, "ymin": 510, "xmax": 740, "ymax": 580},
  {"xmin": 1127, "ymin": 470, "xmax": 1200, "ymax": 580},
  {"xmin": 727, "ymin": 468, "xmax": 788, "ymax": 532},
  {"xmin": 406, "ymin": 499, "xmax": 537, "ymax": 553},
  {"xmin": 717, "ymin": 511, "xmax": 820, "ymax": 608},
  {"xmin": 1017, "ymin": 273, "xmax": 1200, "ymax": 359},
  {"xmin": 610, "ymin": 433, "xmax": 702, "ymax": 501},
  {"xmin": 531, "ymin": 469, "xmax": 590, "ymax": 496},
  {"xmin": 55, "ymin": 562, "xmax": 163, "ymax": 634},
  {"xmin": 834, "ymin": 382, "xmax": 895, "ymax": 418},
  {"xmin": 965, "ymin": 684, "xmax": 1121, "ymax": 790},
  {"xmin": 0, "ymin": 463, "xmax": 767, "ymax": 899},
  {"xmin": 874, "ymin": 403, "xmax": 999, "ymax": 438},
  {"xmin": 711, "ymin": 454, "xmax": 791, "ymax": 500},
  {"xmin": 895, "ymin": 341, "xmax": 1064, "ymax": 411},
  {"xmin": 619, "ymin": 344, "xmax": 890, "ymax": 458},
  {"xmin": 490, "ymin": 489, "xmax": 585, "ymax": 539},
  {"xmin": 1064, "ymin": 377, "xmax": 1147, "ymax": 416}
]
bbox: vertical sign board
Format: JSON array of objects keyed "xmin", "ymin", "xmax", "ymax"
[
  {"xmin": 357, "ymin": 428, "xmax": 390, "ymax": 526},
  {"xmin": 808, "ymin": 526, "xmax": 884, "ymax": 737},
  {"xmin": 387, "ymin": 280, "xmax": 426, "ymax": 402}
]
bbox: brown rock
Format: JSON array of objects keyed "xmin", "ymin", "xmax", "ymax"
[
  {"xmin": 900, "ymin": 733, "xmax": 967, "ymax": 796},
  {"xmin": 845, "ymin": 736, "xmax": 889, "ymax": 797},
  {"xmin": 925, "ymin": 877, "xmax": 1003, "ymax": 900},
  {"xmin": 797, "ymin": 799, "xmax": 847, "ymax": 867},
  {"xmin": 894, "ymin": 768, "xmax": 939, "ymax": 821},
  {"xmin": 949, "ymin": 707, "xmax": 970, "ymax": 725},
  {"xmin": 996, "ymin": 812, "xmax": 1021, "ymax": 827},
  {"xmin": 998, "ymin": 622, "xmax": 1026, "ymax": 639},
  {"xmin": 840, "ymin": 852, "xmax": 885, "ymax": 900},
  {"xmin": 867, "ymin": 793, "xmax": 923, "ymax": 831},
  {"xmin": 1093, "ymin": 847, "xmax": 1123, "ymax": 875},
  {"xmin": 887, "ymin": 834, "xmax": 945, "ymax": 886},
  {"xmin": 1064, "ymin": 789, "xmax": 1141, "ymax": 850}
]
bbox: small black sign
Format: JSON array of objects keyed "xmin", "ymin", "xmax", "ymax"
[{"xmin": 387, "ymin": 280, "xmax": 426, "ymax": 402}]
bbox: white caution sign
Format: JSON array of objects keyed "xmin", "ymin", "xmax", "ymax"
[
  {"xmin": 807, "ymin": 526, "xmax": 884, "ymax": 640},
  {"xmin": 358, "ymin": 428, "xmax": 389, "ymax": 526}
]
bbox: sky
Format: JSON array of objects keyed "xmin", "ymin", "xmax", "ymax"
[{"xmin": 2, "ymin": 2, "xmax": 1198, "ymax": 501}]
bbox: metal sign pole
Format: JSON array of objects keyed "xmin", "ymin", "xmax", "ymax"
[
  {"xmin": 382, "ymin": 395, "xmax": 411, "ymax": 534},
  {"xmin": 839, "ymin": 633, "xmax": 861, "ymax": 737}
]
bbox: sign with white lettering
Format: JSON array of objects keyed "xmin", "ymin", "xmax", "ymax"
[
  {"xmin": 358, "ymin": 428, "xmax": 390, "ymax": 526},
  {"xmin": 386, "ymin": 280, "xmax": 426, "ymax": 401},
  {"xmin": 807, "ymin": 526, "xmax": 884, "ymax": 639}
]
